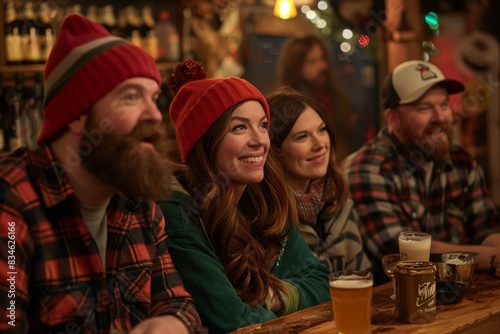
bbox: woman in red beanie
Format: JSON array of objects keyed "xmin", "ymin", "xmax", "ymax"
[{"xmin": 159, "ymin": 60, "xmax": 330, "ymax": 333}]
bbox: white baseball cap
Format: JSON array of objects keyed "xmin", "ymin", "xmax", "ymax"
[{"xmin": 381, "ymin": 60, "xmax": 464, "ymax": 109}]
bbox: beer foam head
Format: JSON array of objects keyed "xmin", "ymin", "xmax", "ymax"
[
  {"xmin": 445, "ymin": 258, "xmax": 467, "ymax": 265},
  {"xmin": 400, "ymin": 237, "xmax": 431, "ymax": 249},
  {"xmin": 330, "ymin": 278, "xmax": 373, "ymax": 289},
  {"xmin": 399, "ymin": 232, "xmax": 431, "ymax": 242}
]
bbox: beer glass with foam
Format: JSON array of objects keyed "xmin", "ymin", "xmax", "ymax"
[
  {"xmin": 329, "ymin": 271, "xmax": 373, "ymax": 334},
  {"xmin": 398, "ymin": 231, "xmax": 431, "ymax": 261}
]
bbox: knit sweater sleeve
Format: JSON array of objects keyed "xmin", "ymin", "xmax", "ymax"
[
  {"xmin": 318, "ymin": 203, "xmax": 371, "ymax": 272},
  {"xmin": 272, "ymin": 226, "xmax": 331, "ymax": 310},
  {"xmin": 158, "ymin": 197, "xmax": 277, "ymax": 334}
]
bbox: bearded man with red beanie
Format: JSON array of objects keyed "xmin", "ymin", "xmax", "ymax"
[{"xmin": 0, "ymin": 14, "xmax": 202, "ymax": 334}]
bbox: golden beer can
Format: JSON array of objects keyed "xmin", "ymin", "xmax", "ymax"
[{"xmin": 395, "ymin": 261, "xmax": 436, "ymax": 324}]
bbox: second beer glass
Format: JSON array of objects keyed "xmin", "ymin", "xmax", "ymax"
[
  {"xmin": 398, "ymin": 231, "xmax": 431, "ymax": 261},
  {"xmin": 329, "ymin": 271, "xmax": 373, "ymax": 334}
]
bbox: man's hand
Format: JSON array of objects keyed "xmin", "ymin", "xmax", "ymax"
[
  {"xmin": 481, "ymin": 233, "xmax": 500, "ymax": 278},
  {"xmin": 481, "ymin": 233, "xmax": 500, "ymax": 248},
  {"xmin": 129, "ymin": 315, "xmax": 189, "ymax": 334},
  {"xmin": 431, "ymin": 238, "xmax": 500, "ymax": 277}
]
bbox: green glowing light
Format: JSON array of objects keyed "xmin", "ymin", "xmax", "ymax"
[{"xmin": 425, "ymin": 12, "xmax": 439, "ymax": 28}]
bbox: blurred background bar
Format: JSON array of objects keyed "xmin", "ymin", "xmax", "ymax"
[{"xmin": 0, "ymin": 0, "xmax": 498, "ymax": 208}]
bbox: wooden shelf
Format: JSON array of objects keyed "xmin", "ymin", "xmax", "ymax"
[
  {"xmin": 0, "ymin": 64, "xmax": 45, "ymax": 73},
  {"xmin": 0, "ymin": 62, "xmax": 179, "ymax": 75}
]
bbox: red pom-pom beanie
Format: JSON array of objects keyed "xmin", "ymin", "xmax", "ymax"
[
  {"xmin": 37, "ymin": 14, "xmax": 161, "ymax": 144},
  {"xmin": 167, "ymin": 60, "xmax": 270, "ymax": 164}
]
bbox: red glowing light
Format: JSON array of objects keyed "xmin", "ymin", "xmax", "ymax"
[{"xmin": 358, "ymin": 35, "xmax": 370, "ymax": 47}]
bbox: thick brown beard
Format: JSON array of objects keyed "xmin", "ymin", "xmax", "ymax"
[
  {"xmin": 81, "ymin": 117, "xmax": 174, "ymax": 201},
  {"xmin": 400, "ymin": 120, "xmax": 452, "ymax": 161},
  {"xmin": 424, "ymin": 124, "xmax": 452, "ymax": 160}
]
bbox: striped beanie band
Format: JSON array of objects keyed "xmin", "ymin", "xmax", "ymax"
[{"xmin": 37, "ymin": 14, "xmax": 161, "ymax": 144}]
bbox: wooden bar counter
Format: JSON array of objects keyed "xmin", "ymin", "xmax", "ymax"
[{"xmin": 232, "ymin": 272, "xmax": 500, "ymax": 334}]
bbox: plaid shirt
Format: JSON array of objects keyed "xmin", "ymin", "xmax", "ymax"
[
  {"xmin": 0, "ymin": 146, "xmax": 202, "ymax": 333},
  {"xmin": 342, "ymin": 128, "xmax": 500, "ymax": 283}
]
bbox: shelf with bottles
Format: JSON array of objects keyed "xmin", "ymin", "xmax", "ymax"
[
  {"xmin": 0, "ymin": 64, "xmax": 44, "ymax": 74},
  {"xmin": 1, "ymin": 1, "xmax": 184, "ymax": 74},
  {"xmin": 0, "ymin": 61, "xmax": 180, "ymax": 76},
  {"xmin": 1, "ymin": 1, "xmax": 184, "ymax": 154}
]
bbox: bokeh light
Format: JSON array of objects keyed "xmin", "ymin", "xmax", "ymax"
[
  {"xmin": 425, "ymin": 12, "xmax": 439, "ymax": 30},
  {"xmin": 318, "ymin": 1, "xmax": 328, "ymax": 11},
  {"xmin": 316, "ymin": 19, "xmax": 327, "ymax": 29},
  {"xmin": 340, "ymin": 42, "xmax": 352, "ymax": 53},
  {"xmin": 342, "ymin": 29, "xmax": 353, "ymax": 39},
  {"xmin": 306, "ymin": 10, "xmax": 317, "ymax": 20},
  {"xmin": 358, "ymin": 35, "xmax": 370, "ymax": 47}
]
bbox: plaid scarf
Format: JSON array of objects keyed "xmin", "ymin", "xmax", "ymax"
[{"xmin": 290, "ymin": 176, "xmax": 333, "ymax": 226}]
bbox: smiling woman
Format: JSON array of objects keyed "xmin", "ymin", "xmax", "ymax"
[
  {"xmin": 215, "ymin": 101, "xmax": 269, "ymax": 196},
  {"xmin": 158, "ymin": 60, "xmax": 331, "ymax": 334},
  {"xmin": 267, "ymin": 87, "xmax": 371, "ymax": 273}
]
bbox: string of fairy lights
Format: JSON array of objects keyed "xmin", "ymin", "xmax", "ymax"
[
  {"xmin": 298, "ymin": 1, "xmax": 375, "ymax": 58},
  {"xmin": 298, "ymin": 1, "xmax": 442, "ymax": 60}
]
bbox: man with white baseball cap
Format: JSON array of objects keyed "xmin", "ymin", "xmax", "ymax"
[
  {"xmin": 381, "ymin": 60, "xmax": 464, "ymax": 109},
  {"xmin": 342, "ymin": 60, "xmax": 500, "ymax": 285}
]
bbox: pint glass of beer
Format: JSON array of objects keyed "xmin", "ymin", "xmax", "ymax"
[
  {"xmin": 329, "ymin": 271, "xmax": 373, "ymax": 334},
  {"xmin": 398, "ymin": 231, "xmax": 431, "ymax": 261}
]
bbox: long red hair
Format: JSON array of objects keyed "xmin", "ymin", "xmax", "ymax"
[{"xmin": 185, "ymin": 105, "xmax": 296, "ymax": 306}]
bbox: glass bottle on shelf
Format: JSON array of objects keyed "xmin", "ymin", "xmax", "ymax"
[
  {"xmin": 49, "ymin": 3, "xmax": 63, "ymax": 36},
  {"xmin": 86, "ymin": 5, "xmax": 99, "ymax": 23},
  {"xmin": 21, "ymin": 1, "xmax": 42, "ymax": 64},
  {"xmin": 123, "ymin": 6, "xmax": 143, "ymax": 48},
  {"xmin": 38, "ymin": 2, "xmax": 55, "ymax": 62},
  {"xmin": 116, "ymin": 8, "xmax": 127, "ymax": 39},
  {"xmin": 142, "ymin": 6, "xmax": 158, "ymax": 60},
  {"xmin": 4, "ymin": 0, "xmax": 23, "ymax": 65},
  {"xmin": 100, "ymin": 5, "xmax": 120, "ymax": 37},
  {"xmin": 157, "ymin": 11, "xmax": 180, "ymax": 62},
  {"xmin": 182, "ymin": 7, "xmax": 193, "ymax": 60},
  {"xmin": 65, "ymin": 4, "xmax": 82, "ymax": 17}
]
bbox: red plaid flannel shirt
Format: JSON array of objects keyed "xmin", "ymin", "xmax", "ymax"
[{"xmin": 0, "ymin": 146, "xmax": 201, "ymax": 333}]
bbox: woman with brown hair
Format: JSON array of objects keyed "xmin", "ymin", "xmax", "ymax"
[
  {"xmin": 267, "ymin": 87, "xmax": 370, "ymax": 272},
  {"xmin": 158, "ymin": 61, "xmax": 329, "ymax": 334}
]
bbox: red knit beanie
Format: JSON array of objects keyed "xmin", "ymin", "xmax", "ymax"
[
  {"xmin": 168, "ymin": 60, "xmax": 270, "ymax": 164},
  {"xmin": 37, "ymin": 14, "xmax": 161, "ymax": 144}
]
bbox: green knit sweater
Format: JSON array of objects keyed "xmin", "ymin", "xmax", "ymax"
[{"xmin": 158, "ymin": 180, "xmax": 330, "ymax": 334}]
